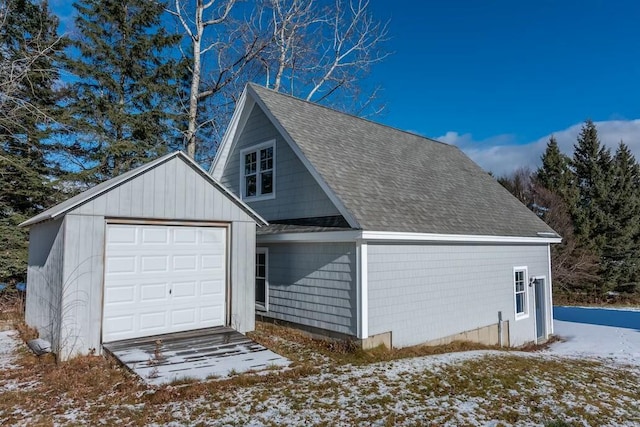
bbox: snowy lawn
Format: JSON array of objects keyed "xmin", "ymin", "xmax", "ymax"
[
  {"xmin": 1, "ymin": 315, "xmax": 639, "ymax": 426},
  {"xmin": 548, "ymin": 306, "xmax": 640, "ymax": 366}
]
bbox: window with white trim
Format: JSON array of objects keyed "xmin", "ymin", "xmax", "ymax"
[
  {"xmin": 256, "ymin": 248, "xmax": 268, "ymax": 310},
  {"xmin": 241, "ymin": 141, "xmax": 275, "ymax": 200},
  {"xmin": 514, "ymin": 267, "xmax": 528, "ymax": 319}
]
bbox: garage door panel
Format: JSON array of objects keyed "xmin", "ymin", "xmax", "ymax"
[
  {"xmin": 107, "ymin": 225, "xmax": 137, "ymax": 244},
  {"xmin": 106, "ymin": 256, "xmax": 137, "ymax": 274},
  {"xmin": 201, "ymin": 255, "xmax": 223, "ymax": 270},
  {"xmin": 104, "ymin": 286, "xmax": 136, "ymax": 305},
  {"xmin": 201, "ymin": 280, "xmax": 224, "ymax": 296},
  {"xmin": 142, "ymin": 227, "xmax": 169, "ymax": 244},
  {"xmin": 141, "ymin": 256, "xmax": 169, "ymax": 273},
  {"xmin": 139, "ymin": 311, "xmax": 168, "ymax": 332},
  {"xmin": 173, "ymin": 228, "xmax": 198, "ymax": 244},
  {"xmin": 103, "ymin": 224, "xmax": 227, "ymax": 343},
  {"xmin": 172, "ymin": 281, "xmax": 196, "ymax": 298},
  {"xmin": 173, "ymin": 255, "xmax": 197, "ymax": 271},
  {"xmin": 140, "ymin": 283, "xmax": 168, "ymax": 302}
]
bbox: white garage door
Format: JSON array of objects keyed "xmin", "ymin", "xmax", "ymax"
[{"xmin": 102, "ymin": 224, "xmax": 227, "ymax": 343}]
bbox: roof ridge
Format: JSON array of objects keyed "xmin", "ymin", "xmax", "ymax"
[{"xmin": 247, "ymin": 82, "xmax": 453, "ymax": 148}]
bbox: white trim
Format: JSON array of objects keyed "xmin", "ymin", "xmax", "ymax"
[
  {"xmin": 356, "ymin": 240, "xmax": 369, "ymax": 339},
  {"xmin": 257, "ymin": 229, "xmax": 561, "ymax": 244},
  {"xmin": 547, "ymin": 244, "xmax": 554, "ymax": 334},
  {"xmin": 532, "ymin": 275, "xmax": 548, "ymax": 343},
  {"xmin": 255, "ymin": 247, "xmax": 269, "ymax": 311},
  {"xmin": 513, "ymin": 266, "xmax": 529, "ymax": 320},
  {"xmin": 362, "ymin": 231, "xmax": 561, "ymax": 244},
  {"xmin": 239, "ymin": 139, "xmax": 276, "ymax": 201}
]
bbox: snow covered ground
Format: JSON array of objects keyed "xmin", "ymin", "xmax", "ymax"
[
  {"xmin": 547, "ymin": 306, "xmax": 640, "ymax": 366},
  {"xmin": 0, "ymin": 330, "xmax": 19, "ymax": 370}
]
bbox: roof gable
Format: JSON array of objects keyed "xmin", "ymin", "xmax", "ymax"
[
  {"xmin": 21, "ymin": 151, "xmax": 267, "ymax": 228},
  {"xmin": 214, "ymin": 83, "xmax": 558, "ymax": 238}
]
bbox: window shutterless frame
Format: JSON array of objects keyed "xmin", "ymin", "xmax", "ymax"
[
  {"xmin": 255, "ymin": 247, "xmax": 269, "ymax": 311},
  {"xmin": 240, "ymin": 140, "xmax": 276, "ymax": 201},
  {"xmin": 513, "ymin": 266, "xmax": 529, "ymax": 320}
]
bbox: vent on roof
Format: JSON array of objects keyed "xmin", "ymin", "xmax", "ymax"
[{"xmin": 536, "ymin": 232, "xmax": 558, "ymax": 237}]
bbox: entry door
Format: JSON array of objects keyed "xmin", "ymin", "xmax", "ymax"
[
  {"xmin": 102, "ymin": 224, "xmax": 227, "ymax": 342},
  {"xmin": 534, "ymin": 278, "xmax": 546, "ymax": 341}
]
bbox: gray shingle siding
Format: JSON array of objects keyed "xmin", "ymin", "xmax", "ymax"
[
  {"xmin": 219, "ymin": 104, "xmax": 340, "ymax": 221},
  {"xmin": 367, "ymin": 243, "xmax": 549, "ymax": 347},
  {"xmin": 259, "ymin": 242, "xmax": 357, "ymax": 335}
]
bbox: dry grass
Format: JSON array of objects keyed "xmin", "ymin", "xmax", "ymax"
[{"xmin": 1, "ymin": 320, "xmax": 638, "ymax": 426}]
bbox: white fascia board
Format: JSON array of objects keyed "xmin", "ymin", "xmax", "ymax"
[
  {"xmin": 246, "ymin": 85, "xmax": 360, "ymax": 230},
  {"xmin": 361, "ymin": 231, "xmax": 562, "ymax": 244},
  {"xmin": 256, "ymin": 230, "xmax": 361, "ymax": 243},
  {"xmin": 210, "ymin": 88, "xmax": 254, "ymax": 180}
]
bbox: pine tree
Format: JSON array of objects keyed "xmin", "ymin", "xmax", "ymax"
[
  {"xmin": 0, "ymin": 0, "xmax": 65, "ymax": 282},
  {"xmin": 571, "ymin": 120, "xmax": 613, "ymax": 252},
  {"xmin": 61, "ymin": 0, "xmax": 182, "ymax": 185},
  {"xmin": 537, "ymin": 136, "xmax": 573, "ymax": 194},
  {"xmin": 601, "ymin": 142, "xmax": 640, "ymax": 292}
]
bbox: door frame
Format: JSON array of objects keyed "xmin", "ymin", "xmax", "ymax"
[
  {"xmin": 532, "ymin": 275, "xmax": 547, "ymax": 342},
  {"xmin": 100, "ymin": 219, "xmax": 231, "ymax": 343}
]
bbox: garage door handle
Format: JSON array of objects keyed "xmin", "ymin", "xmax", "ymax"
[{"xmin": 169, "ymin": 289, "xmax": 172, "ymax": 295}]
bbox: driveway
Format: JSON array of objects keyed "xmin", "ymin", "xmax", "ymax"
[{"xmin": 547, "ymin": 306, "xmax": 640, "ymax": 366}]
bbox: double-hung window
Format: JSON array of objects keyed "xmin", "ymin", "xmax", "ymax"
[
  {"xmin": 514, "ymin": 266, "xmax": 528, "ymax": 319},
  {"xmin": 241, "ymin": 140, "xmax": 275, "ymax": 200}
]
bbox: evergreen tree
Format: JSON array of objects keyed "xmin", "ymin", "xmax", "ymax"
[
  {"xmin": 571, "ymin": 120, "xmax": 613, "ymax": 252},
  {"xmin": 0, "ymin": 0, "xmax": 65, "ymax": 282},
  {"xmin": 60, "ymin": 0, "xmax": 182, "ymax": 185},
  {"xmin": 601, "ymin": 142, "xmax": 640, "ymax": 292},
  {"xmin": 537, "ymin": 136, "xmax": 573, "ymax": 196}
]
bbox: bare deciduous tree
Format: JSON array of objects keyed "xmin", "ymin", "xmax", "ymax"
[
  {"xmin": 263, "ymin": 0, "xmax": 389, "ymax": 111},
  {"xmin": 0, "ymin": 1, "xmax": 63, "ymax": 134},
  {"xmin": 167, "ymin": 0, "xmax": 269, "ymax": 159}
]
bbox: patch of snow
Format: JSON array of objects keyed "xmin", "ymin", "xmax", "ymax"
[
  {"xmin": 547, "ymin": 306, "xmax": 640, "ymax": 366},
  {"xmin": 0, "ymin": 330, "xmax": 20, "ymax": 369}
]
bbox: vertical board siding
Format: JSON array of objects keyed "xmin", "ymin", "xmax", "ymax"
[
  {"xmin": 60, "ymin": 214, "xmax": 105, "ymax": 360},
  {"xmin": 25, "ymin": 218, "xmax": 65, "ymax": 352},
  {"xmin": 230, "ymin": 222, "xmax": 256, "ymax": 333},
  {"xmin": 367, "ymin": 243, "xmax": 549, "ymax": 348},
  {"xmin": 220, "ymin": 105, "xmax": 340, "ymax": 220},
  {"xmin": 75, "ymin": 157, "xmax": 256, "ymax": 224},
  {"xmin": 261, "ymin": 242, "xmax": 357, "ymax": 335}
]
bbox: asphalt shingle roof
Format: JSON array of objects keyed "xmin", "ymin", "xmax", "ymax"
[{"xmin": 248, "ymin": 84, "xmax": 557, "ymax": 238}]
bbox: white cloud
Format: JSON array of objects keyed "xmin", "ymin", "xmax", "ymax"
[{"xmin": 436, "ymin": 119, "xmax": 640, "ymax": 176}]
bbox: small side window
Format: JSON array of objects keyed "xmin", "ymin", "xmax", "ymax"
[
  {"xmin": 514, "ymin": 266, "xmax": 528, "ymax": 319},
  {"xmin": 256, "ymin": 248, "xmax": 268, "ymax": 311}
]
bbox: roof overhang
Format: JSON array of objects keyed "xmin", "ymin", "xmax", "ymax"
[{"xmin": 257, "ymin": 229, "xmax": 562, "ymax": 244}]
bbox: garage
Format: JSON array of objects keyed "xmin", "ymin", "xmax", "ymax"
[
  {"xmin": 102, "ymin": 224, "xmax": 227, "ymax": 342},
  {"xmin": 20, "ymin": 151, "xmax": 266, "ymax": 360}
]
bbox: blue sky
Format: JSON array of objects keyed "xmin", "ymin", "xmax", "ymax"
[
  {"xmin": 369, "ymin": 0, "xmax": 640, "ymax": 174},
  {"xmin": 49, "ymin": 0, "xmax": 640, "ymax": 174}
]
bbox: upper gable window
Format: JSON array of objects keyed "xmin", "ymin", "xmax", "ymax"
[{"xmin": 240, "ymin": 140, "xmax": 275, "ymax": 200}]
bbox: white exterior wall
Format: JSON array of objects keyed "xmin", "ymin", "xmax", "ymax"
[
  {"xmin": 367, "ymin": 242, "xmax": 550, "ymax": 348},
  {"xmin": 25, "ymin": 157, "xmax": 259, "ymax": 360}
]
